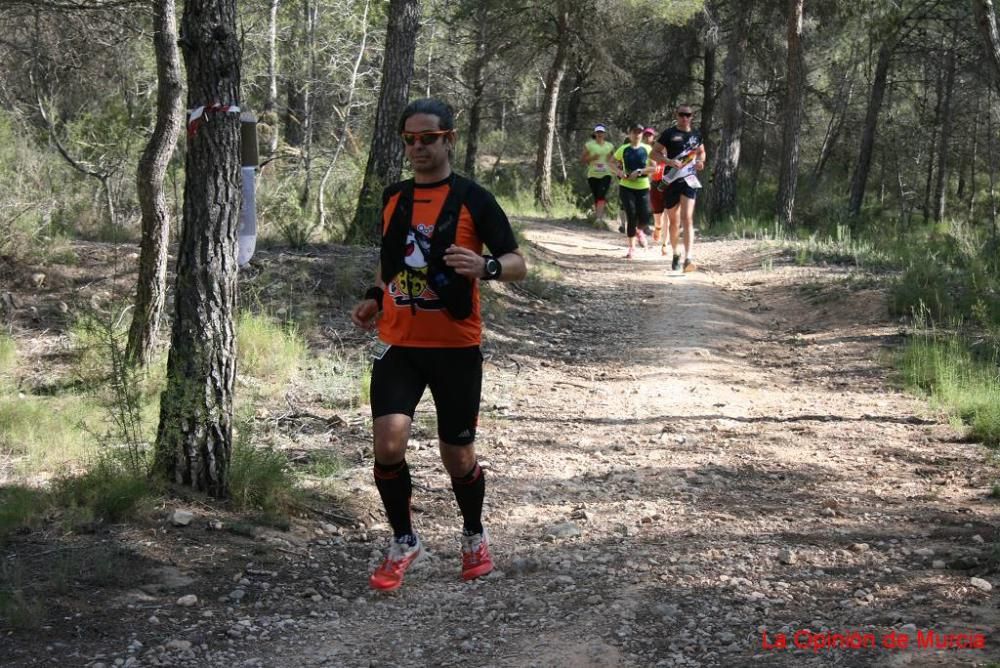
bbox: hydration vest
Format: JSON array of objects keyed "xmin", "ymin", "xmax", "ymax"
[{"xmin": 379, "ymin": 174, "xmax": 474, "ymax": 320}]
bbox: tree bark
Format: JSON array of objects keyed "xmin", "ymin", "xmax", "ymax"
[
  {"xmin": 847, "ymin": 40, "xmax": 894, "ymax": 219},
  {"xmin": 155, "ymin": 0, "xmax": 242, "ymax": 497},
  {"xmin": 933, "ymin": 34, "xmax": 957, "ymax": 222},
  {"xmin": 299, "ymin": 0, "xmax": 317, "ymax": 209},
  {"xmin": 700, "ymin": 38, "xmax": 718, "ymax": 175},
  {"xmin": 534, "ymin": 0, "xmax": 570, "ymax": 210},
  {"xmin": 974, "ymin": 0, "xmax": 1000, "ymax": 89},
  {"xmin": 126, "ymin": 0, "xmax": 184, "ymax": 368},
  {"xmin": 923, "ymin": 57, "xmax": 943, "ymax": 222},
  {"xmin": 776, "ymin": 0, "xmax": 805, "ymax": 226},
  {"xmin": 968, "ymin": 94, "xmax": 980, "ymax": 217},
  {"xmin": 264, "ymin": 0, "xmax": 280, "ymax": 156},
  {"xmin": 563, "ymin": 56, "xmax": 589, "ymax": 148},
  {"xmin": 463, "ymin": 13, "xmax": 487, "ymax": 179},
  {"xmin": 813, "ymin": 63, "xmax": 855, "ymax": 181},
  {"xmin": 700, "ymin": 0, "xmax": 719, "ymax": 175},
  {"xmin": 710, "ymin": 0, "xmax": 754, "ymax": 221},
  {"xmin": 348, "ymin": 0, "xmax": 421, "ymax": 244}
]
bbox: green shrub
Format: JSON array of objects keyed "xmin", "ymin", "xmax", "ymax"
[
  {"xmin": 898, "ymin": 330, "xmax": 1000, "ymax": 447},
  {"xmin": 308, "ymin": 349, "xmax": 371, "ymax": 410},
  {"xmin": 237, "ymin": 311, "xmax": 307, "ymax": 390},
  {"xmin": 228, "ymin": 418, "xmax": 297, "ymax": 515},
  {"xmin": 0, "ymin": 334, "xmax": 15, "ymax": 377},
  {"xmin": 0, "ymin": 588, "xmax": 45, "ymax": 630},
  {"xmin": 0, "ymin": 486, "xmax": 49, "ymax": 540},
  {"xmin": 301, "ymin": 450, "xmax": 345, "ymax": 478},
  {"xmin": 0, "ymin": 393, "xmax": 100, "ymax": 473},
  {"xmin": 55, "ymin": 459, "xmax": 157, "ymax": 523}
]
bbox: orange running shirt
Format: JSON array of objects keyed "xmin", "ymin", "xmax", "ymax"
[{"xmin": 378, "ymin": 176, "xmax": 518, "ymax": 348}]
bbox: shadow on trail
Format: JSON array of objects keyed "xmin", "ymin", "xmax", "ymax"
[{"xmin": 495, "ymin": 412, "xmax": 936, "ymax": 427}]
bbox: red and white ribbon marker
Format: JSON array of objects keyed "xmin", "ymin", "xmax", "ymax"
[{"xmin": 187, "ymin": 104, "xmax": 241, "ymax": 139}]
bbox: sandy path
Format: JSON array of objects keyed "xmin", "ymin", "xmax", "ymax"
[{"xmin": 256, "ymin": 220, "xmax": 999, "ymax": 668}]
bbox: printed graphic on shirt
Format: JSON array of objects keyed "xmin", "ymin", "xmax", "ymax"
[
  {"xmin": 621, "ymin": 145, "xmax": 650, "ymax": 173},
  {"xmin": 388, "ymin": 225, "xmax": 445, "ymax": 311},
  {"xmin": 378, "ymin": 178, "xmax": 519, "ymax": 348},
  {"xmin": 658, "ymin": 128, "xmax": 703, "ymax": 160}
]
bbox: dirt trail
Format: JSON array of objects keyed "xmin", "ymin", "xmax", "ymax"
[
  {"xmin": 11, "ymin": 221, "xmax": 995, "ymax": 668},
  {"xmin": 238, "ymin": 220, "xmax": 998, "ymax": 668}
]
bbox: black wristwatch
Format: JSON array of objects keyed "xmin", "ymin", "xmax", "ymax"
[{"xmin": 482, "ymin": 255, "xmax": 502, "ymax": 280}]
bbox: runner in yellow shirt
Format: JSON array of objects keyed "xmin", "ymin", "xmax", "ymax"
[
  {"xmin": 613, "ymin": 124, "xmax": 655, "ymax": 259},
  {"xmin": 580, "ymin": 124, "xmax": 615, "ymax": 223}
]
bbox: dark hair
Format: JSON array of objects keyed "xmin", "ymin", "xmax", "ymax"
[{"xmin": 398, "ymin": 98, "xmax": 455, "ymax": 132}]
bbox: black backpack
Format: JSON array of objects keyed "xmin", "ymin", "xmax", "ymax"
[{"xmin": 379, "ymin": 174, "xmax": 474, "ymax": 319}]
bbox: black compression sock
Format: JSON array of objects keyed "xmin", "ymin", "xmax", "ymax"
[
  {"xmin": 373, "ymin": 459, "xmax": 413, "ymax": 539},
  {"xmin": 450, "ymin": 463, "xmax": 485, "ymax": 535}
]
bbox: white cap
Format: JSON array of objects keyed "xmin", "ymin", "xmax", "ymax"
[{"xmin": 593, "ymin": 124, "xmax": 607, "ymax": 133}]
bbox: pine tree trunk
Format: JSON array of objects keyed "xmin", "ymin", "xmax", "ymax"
[
  {"xmin": 933, "ymin": 36, "xmax": 957, "ymax": 222},
  {"xmin": 968, "ymin": 95, "xmax": 980, "ymax": 217},
  {"xmin": 127, "ymin": 0, "xmax": 184, "ymax": 368},
  {"xmin": 975, "ymin": 0, "xmax": 1000, "ymax": 87},
  {"xmin": 923, "ymin": 57, "xmax": 943, "ymax": 222},
  {"xmin": 464, "ymin": 83, "xmax": 484, "ymax": 179},
  {"xmin": 848, "ymin": 40, "xmax": 894, "ymax": 218},
  {"xmin": 710, "ymin": 0, "xmax": 753, "ymax": 221},
  {"xmin": 349, "ymin": 0, "xmax": 421, "ymax": 244},
  {"xmin": 701, "ymin": 40, "xmax": 717, "ymax": 170},
  {"xmin": 155, "ymin": 0, "xmax": 242, "ymax": 497},
  {"xmin": 534, "ymin": 0, "xmax": 570, "ymax": 210},
  {"xmin": 564, "ymin": 57, "xmax": 588, "ymax": 148},
  {"xmin": 264, "ymin": 0, "xmax": 280, "ymax": 156},
  {"xmin": 776, "ymin": 0, "xmax": 805, "ymax": 226},
  {"xmin": 463, "ymin": 16, "xmax": 487, "ymax": 179},
  {"xmin": 813, "ymin": 63, "xmax": 855, "ymax": 181}
]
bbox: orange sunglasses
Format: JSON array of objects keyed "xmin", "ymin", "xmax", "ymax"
[{"xmin": 401, "ymin": 130, "xmax": 451, "ymax": 146}]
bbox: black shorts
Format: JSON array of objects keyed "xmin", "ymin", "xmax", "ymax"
[
  {"xmin": 370, "ymin": 345, "xmax": 482, "ymax": 445},
  {"xmin": 588, "ymin": 176, "xmax": 612, "ymax": 202},
  {"xmin": 663, "ymin": 180, "xmax": 698, "ymax": 209}
]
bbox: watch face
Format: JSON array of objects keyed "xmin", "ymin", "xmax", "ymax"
[{"xmin": 486, "ymin": 258, "xmax": 500, "ymax": 278}]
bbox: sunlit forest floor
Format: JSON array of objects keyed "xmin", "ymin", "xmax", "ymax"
[{"xmin": 2, "ymin": 218, "xmax": 999, "ymax": 667}]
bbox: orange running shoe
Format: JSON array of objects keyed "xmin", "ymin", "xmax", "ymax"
[
  {"xmin": 369, "ymin": 535, "xmax": 423, "ymax": 591},
  {"xmin": 460, "ymin": 530, "xmax": 494, "ymax": 581}
]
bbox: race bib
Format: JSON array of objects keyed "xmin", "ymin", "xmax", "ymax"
[{"xmin": 370, "ymin": 340, "xmax": 391, "ymax": 361}]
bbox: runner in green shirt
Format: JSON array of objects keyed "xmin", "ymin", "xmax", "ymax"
[
  {"xmin": 580, "ymin": 124, "xmax": 615, "ymax": 223},
  {"xmin": 613, "ymin": 124, "xmax": 654, "ymax": 259}
]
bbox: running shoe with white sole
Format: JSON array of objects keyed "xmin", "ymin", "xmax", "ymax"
[
  {"xmin": 460, "ymin": 529, "xmax": 494, "ymax": 581},
  {"xmin": 369, "ymin": 534, "xmax": 423, "ymax": 591}
]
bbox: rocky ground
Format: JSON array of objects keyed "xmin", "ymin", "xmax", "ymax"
[{"xmin": 3, "ymin": 220, "xmax": 999, "ymax": 667}]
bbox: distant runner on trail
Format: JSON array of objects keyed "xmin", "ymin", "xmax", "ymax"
[
  {"xmin": 581, "ymin": 124, "xmax": 615, "ymax": 224},
  {"xmin": 613, "ymin": 124, "xmax": 655, "ymax": 259},
  {"xmin": 642, "ymin": 127, "xmax": 668, "ymax": 248},
  {"xmin": 651, "ymin": 104, "xmax": 706, "ymax": 272},
  {"xmin": 350, "ymin": 98, "xmax": 527, "ymax": 592}
]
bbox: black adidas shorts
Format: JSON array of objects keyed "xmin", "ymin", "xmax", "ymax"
[
  {"xmin": 370, "ymin": 345, "xmax": 482, "ymax": 445},
  {"xmin": 663, "ymin": 180, "xmax": 698, "ymax": 209}
]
